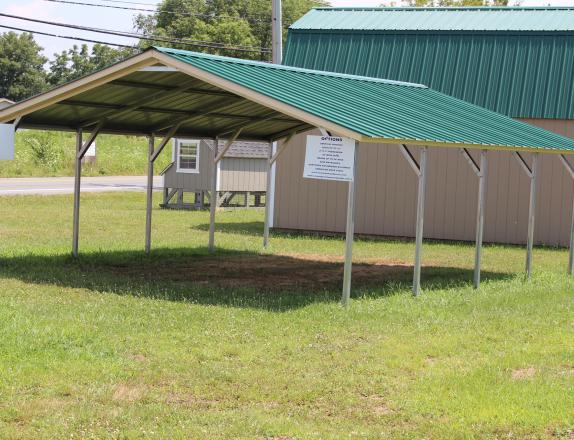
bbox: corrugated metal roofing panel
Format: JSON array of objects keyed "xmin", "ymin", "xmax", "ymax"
[
  {"xmin": 283, "ymin": 31, "xmax": 574, "ymax": 119},
  {"xmin": 291, "ymin": 7, "xmax": 574, "ymax": 32},
  {"xmin": 156, "ymin": 47, "xmax": 574, "ymax": 152}
]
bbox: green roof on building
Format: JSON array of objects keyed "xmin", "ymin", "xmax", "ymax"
[
  {"xmin": 291, "ymin": 7, "xmax": 574, "ymax": 32},
  {"xmin": 285, "ymin": 7, "xmax": 574, "ymax": 120}
]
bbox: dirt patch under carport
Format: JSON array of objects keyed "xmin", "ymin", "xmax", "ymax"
[{"xmin": 106, "ymin": 253, "xmax": 415, "ymax": 291}]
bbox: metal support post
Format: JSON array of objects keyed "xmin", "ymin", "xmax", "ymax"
[
  {"xmin": 559, "ymin": 155, "xmax": 574, "ymax": 275},
  {"xmin": 413, "ymin": 147, "xmax": 428, "ymax": 296},
  {"xmin": 473, "ymin": 150, "xmax": 488, "ymax": 289},
  {"xmin": 145, "ymin": 135, "xmax": 154, "ymax": 254},
  {"xmin": 71, "ymin": 123, "xmax": 103, "ymax": 257},
  {"xmin": 460, "ymin": 148, "xmax": 488, "ymax": 289},
  {"xmin": 341, "ymin": 142, "xmax": 358, "ymax": 306},
  {"xmin": 526, "ymin": 153, "xmax": 539, "ymax": 279},
  {"xmin": 263, "ymin": 141, "xmax": 273, "ymax": 248},
  {"xmin": 72, "ymin": 128, "xmax": 83, "ymax": 257},
  {"xmin": 513, "ymin": 152, "xmax": 539, "ymax": 279},
  {"xmin": 208, "ymin": 137, "xmax": 218, "ymax": 252}
]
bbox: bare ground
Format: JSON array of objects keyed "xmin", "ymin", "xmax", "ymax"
[{"xmin": 105, "ymin": 253, "xmax": 415, "ymax": 290}]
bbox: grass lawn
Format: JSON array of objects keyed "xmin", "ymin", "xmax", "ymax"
[{"xmin": 0, "ymin": 192, "xmax": 572, "ymax": 438}]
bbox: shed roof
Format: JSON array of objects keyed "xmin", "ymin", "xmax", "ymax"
[
  {"xmin": 177, "ymin": 139, "xmax": 269, "ymax": 158},
  {"xmin": 215, "ymin": 140, "xmax": 269, "ymax": 159},
  {"xmin": 292, "ymin": 7, "xmax": 574, "ymax": 32},
  {"xmin": 1, "ymin": 47, "xmax": 574, "ymax": 153}
]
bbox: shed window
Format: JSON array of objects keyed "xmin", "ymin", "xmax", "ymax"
[{"xmin": 177, "ymin": 140, "xmax": 200, "ymax": 173}]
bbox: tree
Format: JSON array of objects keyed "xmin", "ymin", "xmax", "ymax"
[
  {"xmin": 134, "ymin": 0, "xmax": 329, "ymax": 60},
  {"xmin": 48, "ymin": 44, "xmax": 134, "ymax": 86},
  {"xmin": 0, "ymin": 32, "xmax": 47, "ymax": 101}
]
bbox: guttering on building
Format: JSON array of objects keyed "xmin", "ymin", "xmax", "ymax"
[{"xmin": 272, "ymin": 7, "xmax": 574, "ymax": 247}]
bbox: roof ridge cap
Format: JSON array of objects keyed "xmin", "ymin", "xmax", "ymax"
[
  {"xmin": 154, "ymin": 47, "xmax": 427, "ymax": 89},
  {"xmin": 311, "ymin": 6, "xmax": 574, "ymax": 11}
]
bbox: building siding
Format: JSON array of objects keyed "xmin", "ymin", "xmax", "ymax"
[
  {"xmin": 273, "ymin": 122, "xmax": 574, "ymax": 246},
  {"xmin": 164, "ymin": 140, "xmax": 268, "ymax": 192},
  {"xmin": 218, "ymin": 158, "xmax": 267, "ymax": 192},
  {"xmin": 164, "ymin": 140, "xmax": 214, "ymax": 191}
]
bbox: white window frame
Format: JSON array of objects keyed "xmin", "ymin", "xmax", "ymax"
[{"xmin": 175, "ymin": 139, "xmax": 200, "ymax": 174}]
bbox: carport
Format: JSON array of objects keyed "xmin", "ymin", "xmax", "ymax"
[{"xmin": 1, "ymin": 46, "xmax": 574, "ymax": 305}]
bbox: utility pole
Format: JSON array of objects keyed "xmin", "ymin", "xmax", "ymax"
[{"xmin": 272, "ymin": 0, "xmax": 282, "ymax": 63}]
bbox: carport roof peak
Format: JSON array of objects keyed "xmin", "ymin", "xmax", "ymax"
[{"xmin": 151, "ymin": 46, "xmax": 427, "ymax": 89}]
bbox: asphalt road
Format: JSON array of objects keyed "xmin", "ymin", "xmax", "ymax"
[{"xmin": 0, "ymin": 176, "xmax": 162, "ymax": 196}]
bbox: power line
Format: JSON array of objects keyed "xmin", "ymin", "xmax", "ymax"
[
  {"xmin": 0, "ymin": 12, "xmax": 271, "ymax": 53},
  {"xmin": 93, "ymin": 0, "xmax": 160, "ymax": 6},
  {"xmin": 41, "ymin": 0, "xmax": 271, "ymax": 22},
  {"xmin": 0, "ymin": 24, "xmax": 137, "ymax": 48}
]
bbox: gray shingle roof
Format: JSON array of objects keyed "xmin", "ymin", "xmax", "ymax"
[{"xmin": 207, "ymin": 140, "xmax": 270, "ymax": 159}]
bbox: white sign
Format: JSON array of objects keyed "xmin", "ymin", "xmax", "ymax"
[
  {"xmin": 303, "ymin": 135, "xmax": 355, "ymax": 182},
  {"xmin": 0, "ymin": 123, "xmax": 15, "ymax": 161},
  {"xmin": 85, "ymin": 140, "xmax": 96, "ymax": 157}
]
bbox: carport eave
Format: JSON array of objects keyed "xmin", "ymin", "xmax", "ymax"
[
  {"xmin": 0, "ymin": 51, "xmax": 160, "ymax": 124},
  {"xmin": 15, "ymin": 122, "xmax": 284, "ymax": 143},
  {"xmin": 360, "ymin": 135, "xmax": 574, "ymax": 155}
]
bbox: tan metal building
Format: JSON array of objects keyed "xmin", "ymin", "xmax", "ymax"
[
  {"xmin": 161, "ymin": 139, "xmax": 269, "ymax": 209},
  {"xmin": 273, "ymin": 121, "xmax": 574, "ymax": 246}
]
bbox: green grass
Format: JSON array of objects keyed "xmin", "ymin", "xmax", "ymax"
[
  {"xmin": 0, "ymin": 130, "xmax": 171, "ymax": 177},
  {"xmin": 0, "ymin": 192, "xmax": 573, "ymax": 439}
]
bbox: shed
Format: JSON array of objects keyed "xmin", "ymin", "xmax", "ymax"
[
  {"xmin": 161, "ymin": 139, "xmax": 269, "ymax": 209},
  {"xmin": 274, "ymin": 6, "xmax": 574, "ymax": 247}
]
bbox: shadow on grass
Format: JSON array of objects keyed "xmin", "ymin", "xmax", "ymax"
[
  {"xmin": 0, "ymin": 247, "xmax": 513, "ymax": 311},
  {"xmin": 192, "ymin": 221, "xmax": 266, "ymax": 236},
  {"xmin": 192, "ymin": 221, "xmax": 441, "ymax": 244},
  {"xmin": 192, "ymin": 222, "xmax": 569, "ymax": 253},
  {"xmin": 192, "ymin": 221, "xmax": 480, "ymax": 247}
]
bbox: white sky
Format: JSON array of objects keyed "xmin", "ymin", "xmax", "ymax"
[{"xmin": 0, "ymin": 0, "xmax": 573, "ymax": 60}]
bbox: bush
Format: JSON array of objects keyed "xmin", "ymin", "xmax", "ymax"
[{"xmin": 21, "ymin": 131, "xmax": 66, "ymax": 170}]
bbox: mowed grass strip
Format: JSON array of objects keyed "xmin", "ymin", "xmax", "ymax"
[{"xmin": 0, "ymin": 192, "xmax": 572, "ymax": 439}]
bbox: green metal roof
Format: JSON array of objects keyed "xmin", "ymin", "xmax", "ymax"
[
  {"xmin": 2, "ymin": 47, "xmax": 574, "ymax": 153},
  {"xmin": 292, "ymin": 7, "xmax": 574, "ymax": 32},
  {"xmin": 156, "ymin": 47, "xmax": 574, "ymax": 152},
  {"xmin": 285, "ymin": 8, "xmax": 574, "ymax": 120}
]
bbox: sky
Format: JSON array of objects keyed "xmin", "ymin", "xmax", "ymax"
[{"xmin": 0, "ymin": 0, "xmax": 572, "ymax": 61}]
